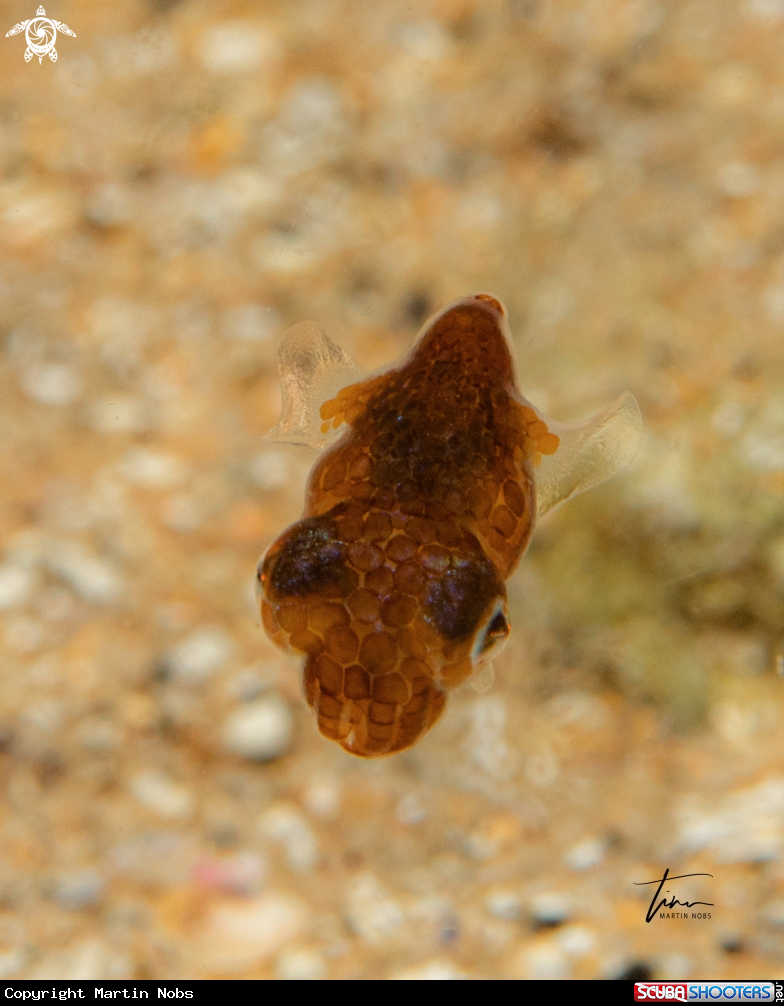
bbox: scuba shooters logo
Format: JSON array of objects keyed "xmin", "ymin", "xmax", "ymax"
[{"xmin": 634, "ymin": 984, "xmax": 778, "ymax": 1002}]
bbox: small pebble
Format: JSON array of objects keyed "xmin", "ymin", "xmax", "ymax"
[
  {"xmin": 221, "ymin": 303, "xmax": 280, "ymax": 342},
  {"xmin": 111, "ymin": 833, "xmax": 196, "ymax": 886},
  {"xmin": 225, "ymin": 666, "xmax": 272, "ymax": 702},
  {"xmin": 395, "ymin": 20, "xmax": 451, "ymax": 61},
  {"xmin": 165, "ymin": 628, "xmax": 234, "ymax": 683},
  {"xmin": 199, "ymin": 22, "xmax": 278, "ymax": 74},
  {"xmin": 77, "ymin": 718, "xmax": 122, "ymax": 752},
  {"xmin": 119, "ymin": 448, "xmax": 187, "ymax": 489},
  {"xmin": 530, "ymin": 892, "xmax": 572, "ymax": 927},
  {"xmin": 0, "ymin": 949, "xmax": 25, "ymax": 980},
  {"xmin": 84, "ymin": 182, "xmax": 134, "ymax": 228},
  {"xmin": 345, "ymin": 873, "xmax": 404, "ymax": 944},
  {"xmin": 466, "ymin": 695, "xmax": 513, "ymax": 779},
  {"xmin": 194, "ymin": 894, "xmax": 306, "ymax": 975},
  {"xmin": 392, "ymin": 959, "xmax": 468, "ymax": 980},
  {"xmin": 603, "ymin": 957, "xmax": 651, "ymax": 981},
  {"xmin": 302, "ymin": 775, "xmax": 341, "ymax": 818},
  {"xmin": 46, "ymin": 543, "xmax": 123, "ymax": 605},
  {"xmin": 130, "ymin": 771, "xmax": 194, "ymax": 819},
  {"xmin": 0, "ymin": 564, "xmax": 34, "ymax": 610},
  {"xmin": 275, "ymin": 947, "xmax": 326, "ymax": 980},
  {"xmin": 742, "ymin": 399, "xmax": 784, "ymax": 473},
  {"xmin": 557, "ymin": 924, "xmax": 597, "ymax": 958},
  {"xmin": 525, "ymin": 749, "xmax": 560, "ymax": 789},
  {"xmin": 563, "ymin": 837, "xmax": 606, "ymax": 871},
  {"xmin": 22, "ymin": 364, "xmax": 81, "ymax": 406},
  {"xmin": 464, "ymin": 812, "xmax": 520, "ymax": 861},
  {"xmin": 258, "ymin": 802, "xmax": 317, "ymax": 871},
  {"xmin": 514, "ymin": 937, "xmax": 570, "ymax": 980},
  {"xmin": 160, "ymin": 494, "xmax": 203, "ymax": 533},
  {"xmin": 265, "ymin": 79, "xmax": 344, "ymax": 175},
  {"xmin": 31, "ymin": 940, "xmax": 130, "ymax": 981},
  {"xmin": 396, "ymin": 793, "xmax": 427, "ymax": 825},
  {"xmin": 716, "ymin": 161, "xmax": 761, "ymax": 198},
  {"xmin": 219, "ymin": 168, "xmax": 280, "ymax": 214},
  {"xmin": 223, "ymin": 693, "xmax": 293, "ymax": 761},
  {"xmin": 193, "ymin": 852, "xmax": 266, "ymax": 896},
  {"xmin": 23, "ymin": 699, "xmax": 63, "ymax": 731},
  {"xmin": 485, "ymin": 889, "xmax": 523, "ymax": 922},
  {"xmin": 657, "ymin": 953, "xmax": 693, "ymax": 980},
  {"xmin": 53, "ymin": 870, "xmax": 104, "ymax": 911}
]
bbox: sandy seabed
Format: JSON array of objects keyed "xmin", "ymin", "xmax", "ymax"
[{"xmin": 0, "ymin": 0, "xmax": 783, "ymax": 980}]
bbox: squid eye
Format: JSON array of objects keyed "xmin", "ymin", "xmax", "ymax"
[
  {"xmin": 472, "ymin": 600, "xmax": 510, "ymax": 663},
  {"xmin": 482, "ymin": 610, "xmax": 509, "ymax": 650}
]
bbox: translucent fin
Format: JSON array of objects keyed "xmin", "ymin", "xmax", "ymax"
[
  {"xmin": 469, "ymin": 662, "xmax": 495, "ymax": 694},
  {"xmin": 264, "ymin": 322, "xmax": 365, "ymax": 450},
  {"xmin": 535, "ymin": 391, "xmax": 643, "ymax": 519}
]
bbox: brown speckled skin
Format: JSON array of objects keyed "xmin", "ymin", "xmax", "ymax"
[{"xmin": 258, "ymin": 295, "xmax": 557, "ymax": 757}]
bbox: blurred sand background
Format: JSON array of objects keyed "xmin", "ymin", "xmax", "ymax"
[{"xmin": 0, "ymin": 0, "xmax": 783, "ymax": 981}]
